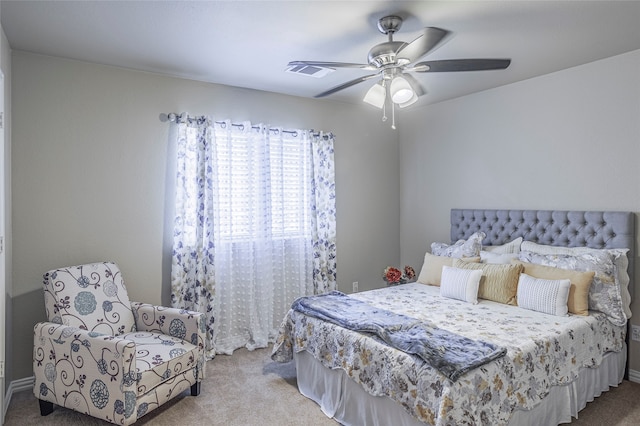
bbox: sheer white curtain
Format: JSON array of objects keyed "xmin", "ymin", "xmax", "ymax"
[{"xmin": 171, "ymin": 115, "xmax": 336, "ymax": 358}]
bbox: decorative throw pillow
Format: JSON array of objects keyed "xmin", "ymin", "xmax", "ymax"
[
  {"xmin": 452, "ymin": 259, "xmax": 523, "ymax": 305},
  {"xmin": 512, "ymin": 260, "xmax": 594, "ymax": 316},
  {"xmin": 480, "ymin": 251, "xmax": 519, "ymax": 264},
  {"xmin": 440, "ymin": 266, "xmax": 482, "ymax": 304},
  {"xmin": 520, "ymin": 241, "xmax": 631, "ymax": 318},
  {"xmin": 518, "ymin": 250, "xmax": 626, "ymax": 326},
  {"xmin": 431, "ymin": 231, "xmax": 486, "ymax": 258},
  {"xmin": 483, "ymin": 237, "xmax": 523, "ymax": 254},
  {"xmin": 517, "ymin": 273, "xmax": 571, "ymax": 316},
  {"xmin": 416, "ymin": 253, "xmax": 480, "ymax": 286}
]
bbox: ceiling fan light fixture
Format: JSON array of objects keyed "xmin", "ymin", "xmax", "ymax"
[
  {"xmin": 363, "ymin": 82, "xmax": 386, "ymax": 109},
  {"xmin": 390, "ymin": 76, "xmax": 414, "ymax": 104},
  {"xmin": 398, "ymin": 91, "xmax": 419, "ymax": 108}
]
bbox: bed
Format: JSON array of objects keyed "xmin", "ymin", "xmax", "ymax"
[{"xmin": 272, "ymin": 209, "xmax": 635, "ymax": 425}]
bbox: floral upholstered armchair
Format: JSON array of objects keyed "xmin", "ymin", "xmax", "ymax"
[{"xmin": 33, "ymin": 262, "xmax": 206, "ymax": 425}]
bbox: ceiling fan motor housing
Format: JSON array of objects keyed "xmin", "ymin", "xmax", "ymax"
[{"xmin": 368, "ymin": 41, "xmax": 405, "ymax": 68}]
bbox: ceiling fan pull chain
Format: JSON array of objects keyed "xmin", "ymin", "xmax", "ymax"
[
  {"xmin": 391, "ymin": 102, "xmax": 396, "ymax": 130},
  {"xmin": 382, "ymin": 98, "xmax": 387, "ymax": 122}
]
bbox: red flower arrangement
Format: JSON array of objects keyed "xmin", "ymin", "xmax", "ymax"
[
  {"xmin": 383, "ymin": 265, "xmax": 416, "ymax": 285},
  {"xmin": 383, "ymin": 267, "xmax": 402, "ymax": 284},
  {"xmin": 404, "ymin": 265, "xmax": 416, "ymax": 280}
]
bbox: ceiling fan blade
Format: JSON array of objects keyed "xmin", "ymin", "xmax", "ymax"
[
  {"xmin": 410, "ymin": 59, "xmax": 511, "ymax": 72},
  {"xmin": 395, "ymin": 27, "xmax": 449, "ymax": 63},
  {"xmin": 288, "ymin": 61, "xmax": 376, "ymax": 71},
  {"xmin": 314, "ymin": 74, "xmax": 380, "ymax": 98}
]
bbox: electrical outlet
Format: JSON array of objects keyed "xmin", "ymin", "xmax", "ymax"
[
  {"xmin": 632, "ymin": 325, "xmax": 640, "ymax": 342},
  {"xmin": 352, "ymin": 281, "xmax": 359, "ymax": 292}
]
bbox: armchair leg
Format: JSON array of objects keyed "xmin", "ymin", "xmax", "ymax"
[
  {"xmin": 39, "ymin": 399, "xmax": 54, "ymax": 416},
  {"xmin": 191, "ymin": 381, "xmax": 201, "ymax": 396}
]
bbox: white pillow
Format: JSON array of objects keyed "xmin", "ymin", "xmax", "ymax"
[
  {"xmin": 440, "ymin": 266, "xmax": 482, "ymax": 304},
  {"xmin": 521, "ymin": 241, "xmax": 631, "ymax": 319},
  {"xmin": 483, "ymin": 237, "xmax": 523, "ymax": 254},
  {"xmin": 480, "ymin": 251, "xmax": 519, "ymax": 264},
  {"xmin": 431, "ymin": 231, "xmax": 485, "ymax": 258},
  {"xmin": 517, "ymin": 273, "xmax": 571, "ymax": 316}
]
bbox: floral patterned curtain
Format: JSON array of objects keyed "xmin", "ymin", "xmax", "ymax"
[
  {"xmin": 170, "ymin": 115, "xmax": 336, "ymax": 358},
  {"xmin": 310, "ymin": 132, "xmax": 338, "ymax": 294}
]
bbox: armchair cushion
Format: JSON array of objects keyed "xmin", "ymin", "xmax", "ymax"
[
  {"xmin": 131, "ymin": 302, "xmax": 206, "ymax": 381},
  {"xmin": 43, "ymin": 262, "xmax": 136, "ymax": 335},
  {"xmin": 121, "ymin": 331, "xmax": 199, "ymax": 394}
]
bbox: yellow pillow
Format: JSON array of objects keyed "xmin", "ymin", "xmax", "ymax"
[
  {"xmin": 417, "ymin": 253, "xmax": 479, "ymax": 286},
  {"xmin": 512, "ymin": 260, "xmax": 595, "ymax": 316},
  {"xmin": 452, "ymin": 260, "xmax": 523, "ymax": 305}
]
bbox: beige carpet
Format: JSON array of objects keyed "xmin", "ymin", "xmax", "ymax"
[{"xmin": 5, "ymin": 346, "xmax": 640, "ymax": 425}]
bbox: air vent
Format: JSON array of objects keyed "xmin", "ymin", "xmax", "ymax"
[{"xmin": 286, "ymin": 64, "xmax": 335, "ymax": 78}]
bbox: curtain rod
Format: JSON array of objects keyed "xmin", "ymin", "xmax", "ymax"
[{"xmin": 159, "ymin": 112, "xmax": 304, "ymax": 136}]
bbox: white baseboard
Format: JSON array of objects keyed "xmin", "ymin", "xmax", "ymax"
[
  {"xmin": 628, "ymin": 369, "xmax": 640, "ymax": 384},
  {"xmin": 4, "ymin": 376, "xmax": 34, "ymax": 418}
]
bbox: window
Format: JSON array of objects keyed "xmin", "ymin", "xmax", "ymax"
[
  {"xmin": 171, "ymin": 117, "xmax": 336, "ymax": 356},
  {"xmin": 213, "ymin": 129, "xmax": 312, "ymax": 241}
]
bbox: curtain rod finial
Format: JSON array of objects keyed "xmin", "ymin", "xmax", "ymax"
[{"xmin": 160, "ymin": 112, "xmax": 180, "ymax": 122}]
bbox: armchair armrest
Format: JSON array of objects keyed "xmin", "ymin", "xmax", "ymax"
[
  {"xmin": 33, "ymin": 322, "xmax": 138, "ymax": 424},
  {"xmin": 130, "ymin": 302, "xmax": 206, "ymax": 379}
]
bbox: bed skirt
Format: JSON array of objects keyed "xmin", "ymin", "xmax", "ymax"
[{"xmin": 294, "ymin": 344, "xmax": 626, "ymax": 426}]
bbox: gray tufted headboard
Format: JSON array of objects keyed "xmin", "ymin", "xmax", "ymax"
[{"xmin": 450, "ymin": 209, "xmax": 635, "ymax": 299}]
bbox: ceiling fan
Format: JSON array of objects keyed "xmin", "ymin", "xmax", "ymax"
[{"xmin": 288, "ymin": 15, "xmax": 511, "ymax": 127}]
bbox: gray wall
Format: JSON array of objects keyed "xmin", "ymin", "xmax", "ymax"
[
  {"xmin": 10, "ymin": 52, "xmax": 400, "ymax": 380},
  {"xmin": 400, "ymin": 49, "xmax": 640, "ymax": 370}
]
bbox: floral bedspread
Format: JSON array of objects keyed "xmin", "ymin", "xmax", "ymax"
[
  {"xmin": 292, "ymin": 291, "xmax": 506, "ymax": 382},
  {"xmin": 271, "ymin": 283, "xmax": 625, "ymax": 425}
]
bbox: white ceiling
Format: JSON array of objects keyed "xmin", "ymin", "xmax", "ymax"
[{"xmin": 3, "ymin": 1, "xmax": 640, "ymax": 107}]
